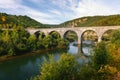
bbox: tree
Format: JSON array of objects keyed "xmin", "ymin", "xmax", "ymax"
[
  {"xmin": 1, "ymin": 16, "xmax": 6, "ymax": 28},
  {"xmin": 92, "ymin": 42, "xmax": 111, "ymax": 70},
  {"xmin": 110, "ymin": 30, "xmax": 120, "ymax": 44},
  {"xmin": 27, "ymin": 35, "xmax": 37, "ymax": 50},
  {"xmin": 33, "ymin": 54, "xmax": 80, "ymax": 80},
  {"xmin": 107, "ymin": 30, "xmax": 120, "ymax": 70},
  {"xmin": 9, "ymin": 26, "xmax": 30, "ymax": 53}
]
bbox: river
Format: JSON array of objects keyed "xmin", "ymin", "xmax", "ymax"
[{"xmin": 0, "ymin": 41, "xmax": 94, "ymax": 80}]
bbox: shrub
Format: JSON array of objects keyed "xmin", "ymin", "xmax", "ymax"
[{"xmin": 33, "ymin": 54, "xmax": 80, "ymax": 80}]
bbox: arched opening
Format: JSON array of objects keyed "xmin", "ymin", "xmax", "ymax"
[
  {"xmin": 81, "ymin": 30, "xmax": 98, "ymax": 56},
  {"xmin": 49, "ymin": 31, "xmax": 61, "ymax": 39},
  {"xmin": 64, "ymin": 30, "xmax": 78, "ymax": 42},
  {"xmin": 64, "ymin": 30, "xmax": 78, "ymax": 54},
  {"xmin": 46, "ymin": 31, "xmax": 62, "ymax": 48},
  {"xmin": 102, "ymin": 29, "xmax": 115, "ymax": 42},
  {"xmin": 82, "ymin": 30, "xmax": 98, "ymax": 42},
  {"xmin": 34, "ymin": 31, "xmax": 45, "ymax": 39}
]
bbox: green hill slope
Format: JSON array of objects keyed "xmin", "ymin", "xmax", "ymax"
[
  {"xmin": 59, "ymin": 15, "xmax": 120, "ymax": 27},
  {"xmin": 1, "ymin": 13, "xmax": 120, "ymax": 28},
  {"xmin": 0, "ymin": 13, "xmax": 46, "ymax": 28}
]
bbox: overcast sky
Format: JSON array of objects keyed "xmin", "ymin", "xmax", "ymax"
[{"xmin": 0, "ymin": 0, "xmax": 120, "ymax": 24}]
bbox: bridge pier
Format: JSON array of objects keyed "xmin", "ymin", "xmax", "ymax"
[
  {"xmin": 77, "ymin": 37, "xmax": 81, "ymax": 44},
  {"xmin": 59, "ymin": 32, "xmax": 64, "ymax": 38},
  {"xmin": 98, "ymin": 36, "xmax": 102, "ymax": 42},
  {"xmin": 98, "ymin": 37, "xmax": 101, "ymax": 42}
]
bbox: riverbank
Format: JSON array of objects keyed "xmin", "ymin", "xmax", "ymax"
[{"xmin": 0, "ymin": 46, "xmax": 68, "ymax": 62}]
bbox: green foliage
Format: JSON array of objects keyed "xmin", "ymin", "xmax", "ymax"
[
  {"xmin": 8, "ymin": 48, "xmax": 15, "ymax": 56},
  {"xmin": 41, "ymin": 32, "xmax": 69, "ymax": 49},
  {"xmin": 110, "ymin": 30, "xmax": 120, "ymax": 44},
  {"xmin": 50, "ymin": 31, "xmax": 60, "ymax": 39},
  {"xmin": 27, "ymin": 35, "xmax": 37, "ymax": 50},
  {"xmin": 93, "ymin": 42, "xmax": 111, "ymax": 70},
  {"xmin": 33, "ymin": 54, "xmax": 80, "ymax": 80},
  {"xmin": 79, "ymin": 65, "xmax": 96, "ymax": 80},
  {"xmin": 58, "ymin": 38, "xmax": 69, "ymax": 47},
  {"xmin": 106, "ymin": 30, "xmax": 120, "ymax": 70},
  {"xmin": 98, "ymin": 65, "xmax": 118, "ymax": 80},
  {"xmin": 42, "ymin": 35, "xmax": 53, "ymax": 48},
  {"xmin": 0, "ymin": 26, "xmax": 69, "ymax": 56},
  {"xmin": 92, "ymin": 30, "xmax": 120, "ymax": 80}
]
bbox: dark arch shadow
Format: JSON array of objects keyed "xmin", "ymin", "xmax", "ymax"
[
  {"xmin": 63, "ymin": 30, "xmax": 78, "ymax": 42},
  {"xmin": 34, "ymin": 31, "xmax": 45, "ymax": 39},
  {"xmin": 49, "ymin": 31, "xmax": 61, "ymax": 39},
  {"xmin": 101, "ymin": 29, "xmax": 115, "ymax": 42},
  {"xmin": 81, "ymin": 30, "xmax": 98, "ymax": 55}
]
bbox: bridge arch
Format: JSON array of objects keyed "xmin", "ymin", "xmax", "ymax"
[
  {"xmin": 81, "ymin": 28, "xmax": 98, "ymax": 36},
  {"xmin": 63, "ymin": 30, "xmax": 78, "ymax": 42},
  {"xmin": 81, "ymin": 30, "xmax": 98, "ymax": 40},
  {"xmin": 80, "ymin": 30, "xmax": 98, "ymax": 54},
  {"xmin": 34, "ymin": 31, "xmax": 46, "ymax": 39},
  {"xmin": 101, "ymin": 29, "xmax": 115, "ymax": 41},
  {"xmin": 81, "ymin": 29, "xmax": 98, "ymax": 42},
  {"xmin": 49, "ymin": 30, "xmax": 61, "ymax": 38}
]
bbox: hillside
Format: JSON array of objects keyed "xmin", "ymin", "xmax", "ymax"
[
  {"xmin": 1, "ymin": 13, "xmax": 120, "ymax": 28},
  {"xmin": 59, "ymin": 15, "xmax": 120, "ymax": 27},
  {"xmin": 0, "ymin": 13, "xmax": 47, "ymax": 28}
]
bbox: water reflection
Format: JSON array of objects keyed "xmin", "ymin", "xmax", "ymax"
[
  {"xmin": 68, "ymin": 41, "xmax": 94, "ymax": 56},
  {"xmin": 68, "ymin": 42, "xmax": 78, "ymax": 54},
  {"xmin": 82, "ymin": 40, "xmax": 94, "ymax": 56}
]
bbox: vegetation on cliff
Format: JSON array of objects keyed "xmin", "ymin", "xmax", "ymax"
[{"xmin": 60, "ymin": 14, "xmax": 120, "ymax": 27}]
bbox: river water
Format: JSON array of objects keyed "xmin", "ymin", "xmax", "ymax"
[{"xmin": 0, "ymin": 41, "xmax": 94, "ymax": 80}]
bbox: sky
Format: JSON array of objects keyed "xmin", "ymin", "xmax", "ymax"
[{"xmin": 0, "ymin": 0, "xmax": 120, "ymax": 24}]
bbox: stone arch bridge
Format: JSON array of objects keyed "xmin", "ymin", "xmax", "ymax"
[{"xmin": 26, "ymin": 26, "xmax": 120, "ymax": 44}]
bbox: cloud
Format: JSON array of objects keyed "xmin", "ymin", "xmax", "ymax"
[
  {"xmin": 51, "ymin": 0, "xmax": 78, "ymax": 10},
  {"xmin": 0, "ymin": 0, "xmax": 22, "ymax": 9},
  {"xmin": 24, "ymin": 7, "xmax": 60, "ymax": 24},
  {"xmin": 29, "ymin": 0, "xmax": 44, "ymax": 3},
  {"xmin": 72, "ymin": 0, "xmax": 120, "ymax": 18},
  {"xmin": 49, "ymin": 9, "xmax": 62, "ymax": 16},
  {"xmin": 0, "ymin": 0, "xmax": 120, "ymax": 24},
  {"xmin": 0, "ymin": 0, "xmax": 61, "ymax": 24}
]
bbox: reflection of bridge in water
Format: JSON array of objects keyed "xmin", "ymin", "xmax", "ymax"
[
  {"xmin": 77, "ymin": 44, "xmax": 88, "ymax": 60},
  {"xmin": 69, "ymin": 42, "xmax": 89, "ymax": 60},
  {"xmin": 26, "ymin": 26, "xmax": 120, "ymax": 44}
]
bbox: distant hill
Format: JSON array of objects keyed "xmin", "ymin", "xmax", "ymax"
[
  {"xmin": 59, "ymin": 15, "xmax": 120, "ymax": 27},
  {"xmin": 1, "ymin": 13, "xmax": 120, "ymax": 28},
  {"xmin": 0, "ymin": 13, "xmax": 47, "ymax": 28}
]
